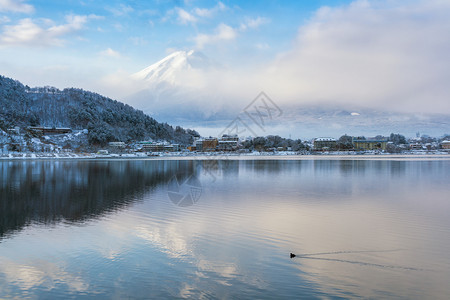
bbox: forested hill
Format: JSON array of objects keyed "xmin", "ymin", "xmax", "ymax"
[{"xmin": 0, "ymin": 75, "xmax": 199, "ymax": 145}]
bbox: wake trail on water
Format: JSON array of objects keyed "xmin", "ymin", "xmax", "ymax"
[
  {"xmin": 292, "ymin": 249, "xmax": 429, "ymax": 271},
  {"xmin": 297, "ymin": 256, "xmax": 424, "ymax": 271},
  {"xmin": 299, "ymin": 249, "xmax": 406, "ymax": 257}
]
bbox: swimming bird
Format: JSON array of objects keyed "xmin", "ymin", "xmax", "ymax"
[{"xmin": 290, "ymin": 253, "xmax": 296, "ymax": 258}]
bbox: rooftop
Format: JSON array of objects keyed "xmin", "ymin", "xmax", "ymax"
[{"xmin": 315, "ymin": 137, "xmax": 336, "ymax": 142}]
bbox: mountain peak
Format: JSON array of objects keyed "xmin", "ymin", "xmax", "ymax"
[{"xmin": 131, "ymin": 50, "xmax": 214, "ymax": 85}]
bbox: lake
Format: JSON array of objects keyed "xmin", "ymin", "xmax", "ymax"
[{"xmin": 1, "ymin": 158, "xmax": 449, "ymax": 299}]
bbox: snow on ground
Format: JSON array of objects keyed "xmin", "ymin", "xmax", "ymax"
[{"xmin": 1, "ymin": 150, "xmax": 449, "ymax": 160}]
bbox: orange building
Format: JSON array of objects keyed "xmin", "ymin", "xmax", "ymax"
[{"xmin": 203, "ymin": 138, "xmax": 218, "ymax": 151}]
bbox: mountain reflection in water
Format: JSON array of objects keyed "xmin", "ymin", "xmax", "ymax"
[{"xmin": 0, "ymin": 160, "xmax": 197, "ymax": 238}]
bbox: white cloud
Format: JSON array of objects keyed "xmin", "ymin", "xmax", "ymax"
[
  {"xmin": 190, "ymin": 15, "xmax": 268, "ymax": 50},
  {"xmin": 263, "ymin": 0, "xmax": 450, "ymax": 113},
  {"xmin": 106, "ymin": 4, "xmax": 134, "ymax": 17},
  {"xmin": 0, "ymin": 18, "xmax": 48, "ymax": 46},
  {"xmin": 194, "ymin": 1, "xmax": 226, "ymax": 18},
  {"xmin": 0, "ymin": 259, "xmax": 89, "ymax": 293},
  {"xmin": 240, "ymin": 16, "xmax": 270, "ymax": 31},
  {"xmin": 129, "ymin": 36, "xmax": 147, "ymax": 46},
  {"xmin": 99, "ymin": 47, "xmax": 121, "ymax": 58},
  {"xmin": 139, "ymin": 9, "xmax": 158, "ymax": 17},
  {"xmin": 104, "ymin": 0, "xmax": 450, "ymax": 116},
  {"xmin": 0, "ymin": 14, "xmax": 101, "ymax": 47},
  {"xmin": 0, "ymin": 0, "xmax": 34, "ymax": 14},
  {"xmin": 194, "ymin": 23, "xmax": 237, "ymax": 49},
  {"xmin": 49, "ymin": 15, "xmax": 96, "ymax": 36},
  {"xmin": 176, "ymin": 7, "xmax": 197, "ymax": 24},
  {"xmin": 255, "ymin": 42, "xmax": 269, "ymax": 50},
  {"xmin": 0, "ymin": 16, "xmax": 10, "ymax": 23},
  {"xmin": 113, "ymin": 22, "xmax": 124, "ymax": 32},
  {"xmin": 165, "ymin": 47, "xmax": 180, "ymax": 54},
  {"xmin": 166, "ymin": 2, "xmax": 226, "ymax": 25}
]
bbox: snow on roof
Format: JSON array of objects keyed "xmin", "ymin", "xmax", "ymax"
[{"xmin": 314, "ymin": 137, "xmax": 336, "ymax": 142}]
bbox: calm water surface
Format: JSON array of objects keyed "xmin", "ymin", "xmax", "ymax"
[{"xmin": 0, "ymin": 158, "xmax": 449, "ymax": 299}]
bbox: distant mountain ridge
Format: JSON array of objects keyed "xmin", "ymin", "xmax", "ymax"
[{"xmin": 0, "ymin": 75, "xmax": 199, "ymax": 146}]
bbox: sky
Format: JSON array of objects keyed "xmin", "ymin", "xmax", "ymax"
[
  {"xmin": 0, "ymin": 0, "xmax": 333, "ymax": 84},
  {"xmin": 1, "ymin": 0, "xmax": 450, "ymax": 115}
]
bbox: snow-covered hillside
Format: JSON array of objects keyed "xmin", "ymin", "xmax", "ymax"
[{"xmin": 0, "ymin": 75, "xmax": 199, "ymax": 147}]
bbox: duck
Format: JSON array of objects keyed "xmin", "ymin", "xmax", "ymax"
[{"xmin": 290, "ymin": 253, "xmax": 296, "ymax": 258}]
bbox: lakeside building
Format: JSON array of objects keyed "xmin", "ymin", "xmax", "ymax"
[
  {"xmin": 203, "ymin": 138, "xmax": 218, "ymax": 152},
  {"xmin": 441, "ymin": 140, "xmax": 450, "ymax": 150},
  {"xmin": 141, "ymin": 143, "xmax": 165, "ymax": 152},
  {"xmin": 108, "ymin": 142, "xmax": 126, "ymax": 148},
  {"xmin": 26, "ymin": 127, "xmax": 72, "ymax": 135},
  {"xmin": 195, "ymin": 139, "xmax": 203, "ymax": 151},
  {"xmin": 218, "ymin": 140, "xmax": 238, "ymax": 151},
  {"xmin": 97, "ymin": 149, "xmax": 109, "ymax": 155},
  {"xmin": 139, "ymin": 142, "xmax": 180, "ymax": 152},
  {"xmin": 218, "ymin": 134, "xmax": 239, "ymax": 151},
  {"xmin": 409, "ymin": 143, "xmax": 424, "ymax": 150},
  {"xmin": 353, "ymin": 139, "xmax": 388, "ymax": 151},
  {"xmin": 164, "ymin": 144, "xmax": 180, "ymax": 152},
  {"xmin": 190, "ymin": 135, "xmax": 240, "ymax": 152},
  {"xmin": 221, "ymin": 134, "xmax": 239, "ymax": 141},
  {"xmin": 7, "ymin": 127, "xmax": 20, "ymax": 135},
  {"xmin": 313, "ymin": 138, "xmax": 337, "ymax": 150}
]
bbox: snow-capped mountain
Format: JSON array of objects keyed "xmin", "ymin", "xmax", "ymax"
[
  {"xmin": 131, "ymin": 50, "xmax": 216, "ymax": 85},
  {"xmin": 126, "ymin": 50, "xmax": 230, "ymax": 122}
]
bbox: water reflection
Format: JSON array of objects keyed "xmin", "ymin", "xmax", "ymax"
[
  {"xmin": 0, "ymin": 160, "xmax": 198, "ymax": 239},
  {"xmin": 0, "ymin": 159, "xmax": 449, "ymax": 299},
  {"xmin": 199, "ymin": 159, "xmax": 240, "ymax": 180}
]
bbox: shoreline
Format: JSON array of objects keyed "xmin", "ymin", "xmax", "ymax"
[{"xmin": 1, "ymin": 152, "xmax": 450, "ymax": 161}]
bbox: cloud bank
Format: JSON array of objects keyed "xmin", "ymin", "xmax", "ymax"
[
  {"xmin": 194, "ymin": 23, "xmax": 237, "ymax": 49},
  {"xmin": 264, "ymin": 0, "xmax": 450, "ymax": 113},
  {"xmin": 0, "ymin": 0, "xmax": 34, "ymax": 14},
  {"xmin": 105, "ymin": 0, "xmax": 450, "ymax": 116},
  {"xmin": 99, "ymin": 47, "xmax": 121, "ymax": 58},
  {"xmin": 0, "ymin": 14, "xmax": 101, "ymax": 47}
]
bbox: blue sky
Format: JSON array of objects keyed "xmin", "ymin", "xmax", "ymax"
[
  {"xmin": 0, "ymin": 0, "xmax": 350, "ymax": 84},
  {"xmin": 1, "ymin": 0, "xmax": 450, "ymax": 115}
]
